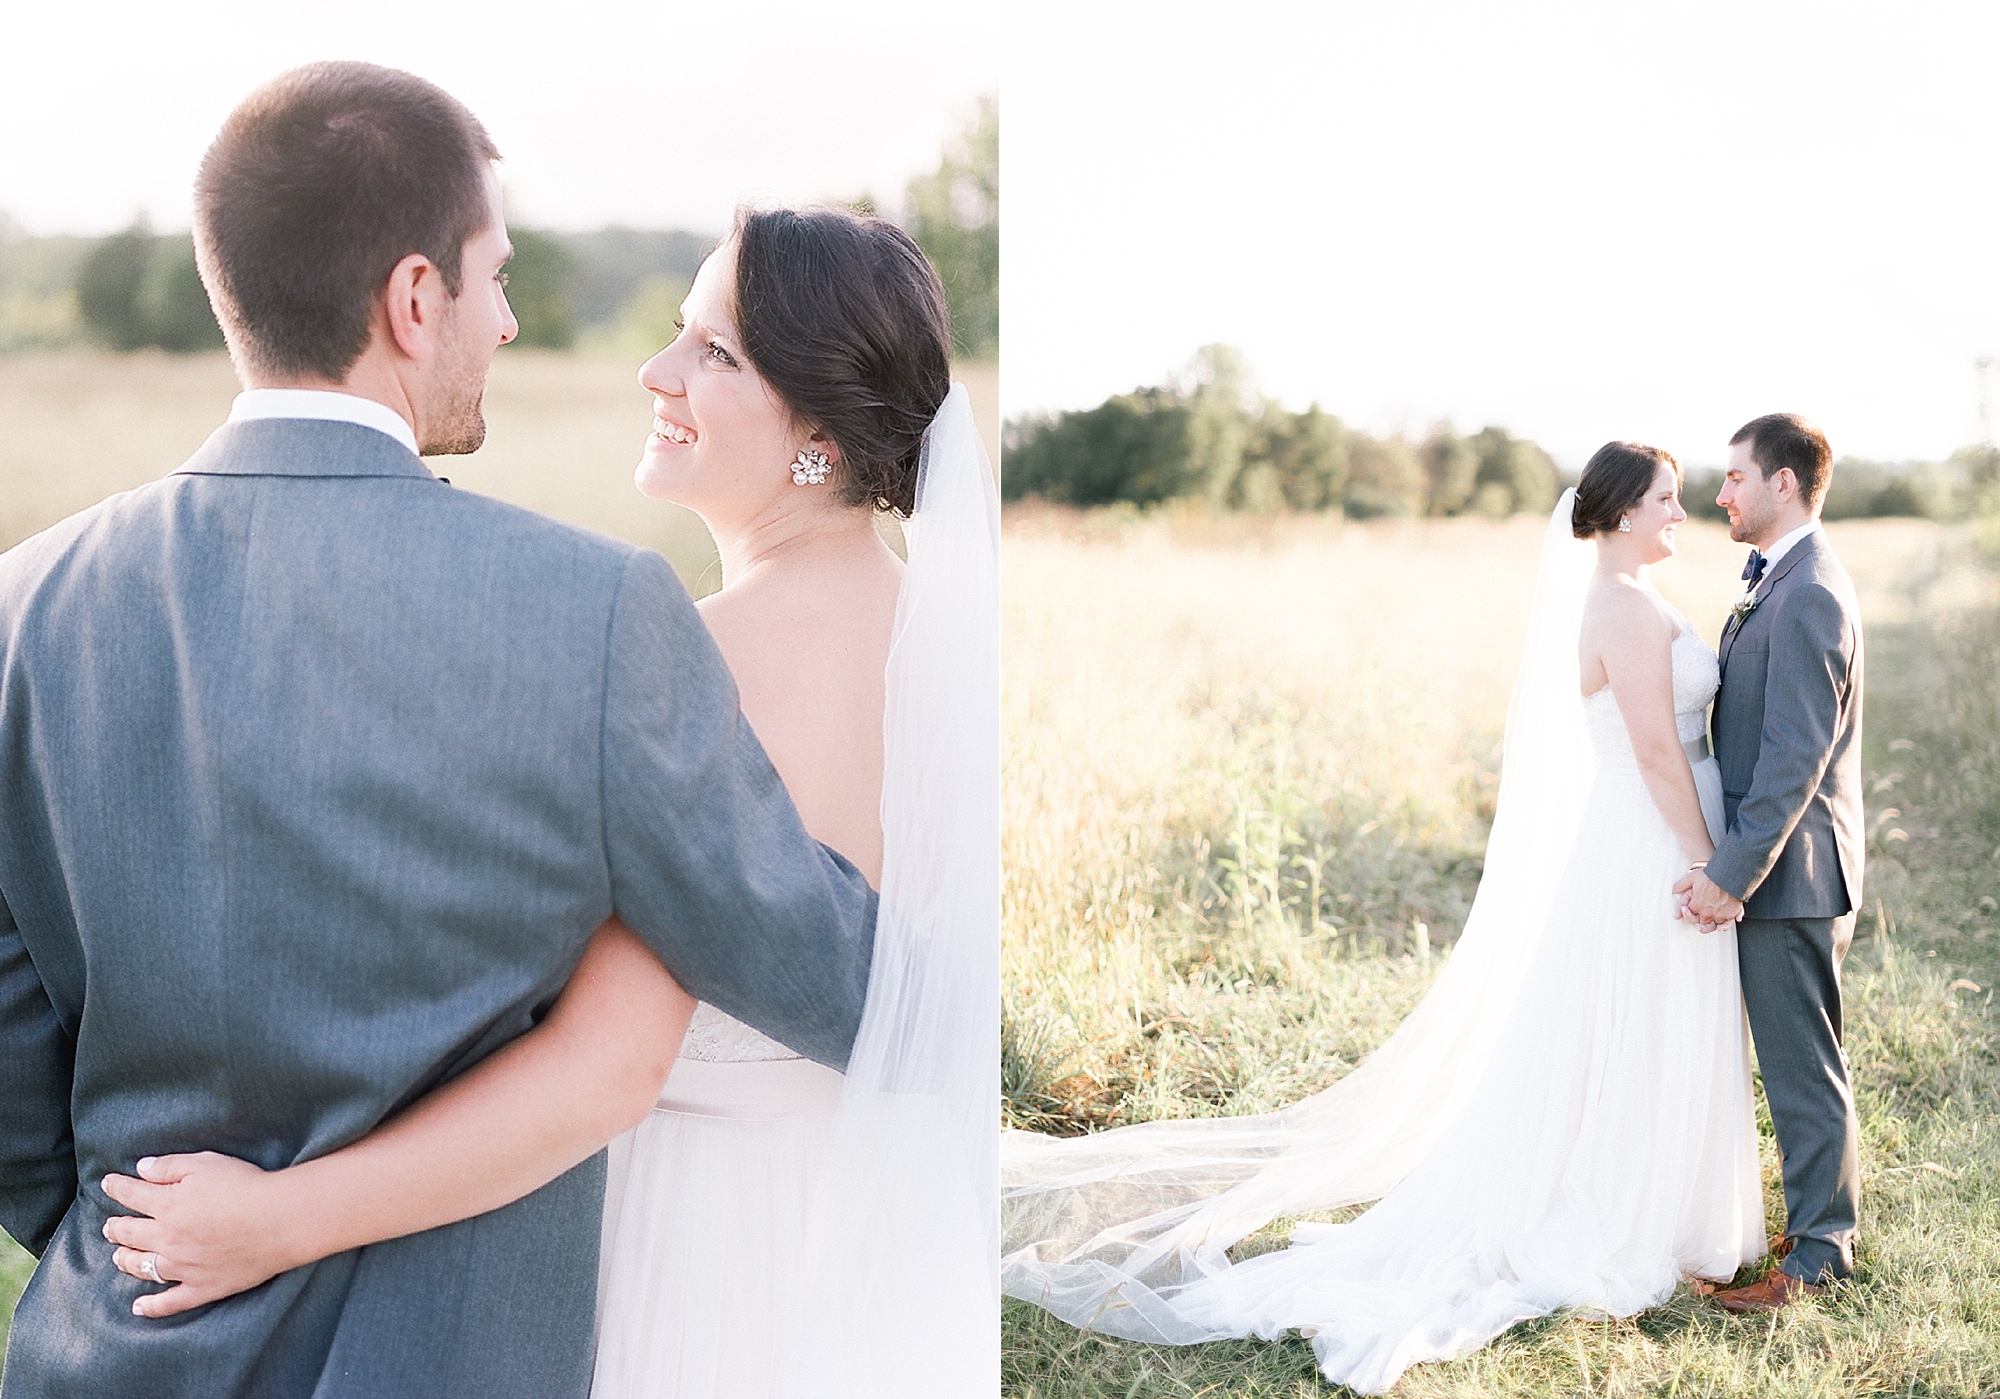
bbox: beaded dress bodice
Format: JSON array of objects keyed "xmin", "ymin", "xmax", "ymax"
[{"xmin": 679, "ymin": 1002, "xmax": 802, "ymax": 1064}]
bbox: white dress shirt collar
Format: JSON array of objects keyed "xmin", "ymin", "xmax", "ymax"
[
  {"xmin": 1759, "ymin": 518, "xmax": 1821, "ymax": 573},
  {"xmin": 227, "ymin": 389, "xmax": 420, "ymax": 458}
]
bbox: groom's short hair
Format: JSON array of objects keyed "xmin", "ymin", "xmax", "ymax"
[
  {"xmin": 1730, "ymin": 414, "xmax": 1832, "ymax": 510},
  {"xmin": 194, "ymin": 62, "xmax": 501, "ymax": 382}
]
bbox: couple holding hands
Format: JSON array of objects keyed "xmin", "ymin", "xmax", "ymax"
[{"xmin": 1002, "ymin": 419, "xmax": 1864, "ymax": 1393}]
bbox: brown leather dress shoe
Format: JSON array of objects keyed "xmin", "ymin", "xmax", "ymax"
[{"xmin": 1712, "ymin": 1270, "xmax": 1824, "ymax": 1313}]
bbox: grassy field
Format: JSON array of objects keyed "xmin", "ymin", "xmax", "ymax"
[
  {"xmin": 1002, "ymin": 505, "xmax": 2000, "ymax": 1396},
  {"xmin": 0, "ymin": 349, "xmax": 1001, "ymax": 592},
  {"xmin": 0, "ymin": 347, "xmax": 998, "ymax": 1353}
]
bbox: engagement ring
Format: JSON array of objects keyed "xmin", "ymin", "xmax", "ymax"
[{"xmin": 139, "ymin": 1252, "xmax": 164, "ymax": 1285}]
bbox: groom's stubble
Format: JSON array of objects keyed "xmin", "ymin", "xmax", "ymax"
[
  {"xmin": 1725, "ymin": 494, "xmax": 1776, "ymax": 548},
  {"xmin": 420, "ymin": 293, "xmax": 495, "ymax": 456},
  {"xmin": 1722, "ymin": 441, "xmax": 1784, "ymax": 548}
]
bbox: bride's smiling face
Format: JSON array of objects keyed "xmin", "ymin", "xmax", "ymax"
[
  {"xmin": 1625, "ymin": 461, "xmax": 1689, "ymax": 561},
  {"xmin": 633, "ymin": 240, "xmax": 826, "ymax": 518}
]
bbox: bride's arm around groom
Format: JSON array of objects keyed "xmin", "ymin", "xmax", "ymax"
[{"xmin": 0, "ymin": 62, "xmax": 876, "ymax": 1399}]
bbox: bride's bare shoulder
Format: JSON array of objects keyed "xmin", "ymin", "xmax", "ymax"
[
  {"xmin": 695, "ymin": 544, "xmax": 902, "ymax": 883},
  {"xmin": 1582, "ymin": 575, "xmax": 1673, "ymax": 632},
  {"xmin": 1578, "ymin": 577, "xmax": 1675, "ymax": 675},
  {"xmin": 695, "ymin": 547, "xmax": 902, "ymax": 659}
]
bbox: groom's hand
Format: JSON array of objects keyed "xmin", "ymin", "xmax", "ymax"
[{"xmin": 1673, "ymin": 869, "xmax": 1745, "ymax": 932}]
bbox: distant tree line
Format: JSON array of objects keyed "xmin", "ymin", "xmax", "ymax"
[
  {"xmin": 0, "ymin": 100, "xmax": 997, "ymax": 364},
  {"xmin": 1682, "ymin": 446, "xmax": 1996, "ymax": 524},
  {"xmin": 73, "ymin": 223, "xmax": 224, "ymax": 353},
  {"xmin": 1008, "ymin": 348, "xmax": 2000, "ymax": 523},
  {"xmin": 1004, "ymin": 345, "xmax": 1561, "ymax": 518}
]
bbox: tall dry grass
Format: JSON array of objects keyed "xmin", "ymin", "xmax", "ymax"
[{"xmin": 1003, "ymin": 505, "xmax": 2000, "ymax": 1396}]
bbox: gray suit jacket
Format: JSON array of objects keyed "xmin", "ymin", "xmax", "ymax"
[
  {"xmin": 0, "ymin": 419, "xmax": 876, "ymax": 1397},
  {"xmin": 1707, "ymin": 528, "xmax": 1865, "ymax": 919}
]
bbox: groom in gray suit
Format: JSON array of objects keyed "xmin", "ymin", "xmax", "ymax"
[
  {"xmin": 0, "ymin": 63, "xmax": 875, "ymax": 1397},
  {"xmin": 1678, "ymin": 412, "xmax": 1864, "ymax": 1312}
]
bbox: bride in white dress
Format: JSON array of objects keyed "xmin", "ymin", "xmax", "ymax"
[
  {"xmin": 590, "ymin": 208, "xmax": 999, "ymax": 1399},
  {"xmin": 96, "ymin": 207, "xmax": 999, "ymax": 1398},
  {"xmin": 1003, "ymin": 443, "xmax": 1763, "ymax": 1393}
]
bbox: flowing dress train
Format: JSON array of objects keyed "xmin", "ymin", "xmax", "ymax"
[{"xmin": 1002, "ymin": 504, "xmax": 1761, "ymax": 1394}]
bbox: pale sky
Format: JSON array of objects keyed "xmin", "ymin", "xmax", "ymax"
[
  {"xmin": 1, "ymin": 0, "xmax": 995, "ymax": 238},
  {"xmin": 1005, "ymin": 0, "xmax": 2000, "ymax": 467}
]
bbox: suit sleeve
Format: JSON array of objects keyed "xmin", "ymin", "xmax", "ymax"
[
  {"xmin": 1705, "ymin": 581, "xmax": 1853, "ymax": 903},
  {"xmin": 598, "ymin": 549, "xmax": 876, "ymax": 1071},
  {"xmin": 0, "ymin": 887, "xmax": 77, "ymax": 1256}
]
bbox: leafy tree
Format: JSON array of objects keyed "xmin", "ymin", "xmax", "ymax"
[
  {"xmin": 576, "ymin": 272, "xmax": 690, "ymax": 358},
  {"xmin": 905, "ymin": 97, "xmax": 998, "ymax": 360},
  {"xmin": 0, "ymin": 214, "xmax": 90, "ymax": 350},
  {"xmin": 140, "ymin": 237, "xmax": 224, "ymax": 353},
  {"xmin": 1179, "ymin": 345, "xmax": 1255, "ymax": 506},
  {"xmin": 1823, "ymin": 456, "xmax": 1962, "ymax": 521},
  {"xmin": 502, "ymin": 228, "xmax": 579, "ymax": 350},
  {"xmin": 1344, "ymin": 435, "xmax": 1425, "ymax": 518},
  {"xmin": 75, "ymin": 222, "xmax": 222, "ymax": 353},
  {"xmin": 564, "ymin": 228, "xmax": 711, "ymax": 327},
  {"xmin": 1003, "ymin": 390, "xmax": 1192, "ymax": 505},
  {"xmin": 1419, "ymin": 424, "xmax": 1479, "ymax": 516},
  {"xmin": 1957, "ymin": 443, "xmax": 2000, "ymax": 494},
  {"xmin": 1468, "ymin": 427, "xmax": 1558, "ymax": 517},
  {"xmin": 1952, "ymin": 445, "xmax": 2000, "ymax": 538},
  {"xmin": 1255, "ymin": 404, "xmax": 1349, "ymax": 511},
  {"xmin": 1680, "ymin": 470, "xmax": 1730, "ymax": 523},
  {"xmin": 76, "ymin": 221, "xmax": 154, "ymax": 351}
]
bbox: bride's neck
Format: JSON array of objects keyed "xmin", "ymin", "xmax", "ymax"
[
  {"xmin": 710, "ymin": 501, "xmax": 890, "ymax": 590},
  {"xmin": 1593, "ymin": 530, "xmax": 1666, "ymax": 583}
]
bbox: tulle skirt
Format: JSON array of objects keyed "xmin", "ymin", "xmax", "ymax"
[
  {"xmin": 592, "ymin": 1058, "xmax": 844, "ymax": 1399},
  {"xmin": 1005, "ymin": 757, "xmax": 1762, "ymax": 1394}
]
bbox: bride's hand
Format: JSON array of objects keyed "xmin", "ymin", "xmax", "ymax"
[{"xmin": 101, "ymin": 1152, "xmax": 309, "ymax": 1317}]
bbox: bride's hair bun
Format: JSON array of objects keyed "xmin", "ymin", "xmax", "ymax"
[
  {"xmin": 1572, "ymin": 442, "xmax": 1681, "ymax": 538},
  {"xmin": 731, "ymin": 206, "xmax": 952, "ymax": 517}
]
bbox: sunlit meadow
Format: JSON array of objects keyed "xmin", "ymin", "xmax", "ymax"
[{"xmin": 1002, "ymin": 505, "xmax": 2000, "ymax": 1397}]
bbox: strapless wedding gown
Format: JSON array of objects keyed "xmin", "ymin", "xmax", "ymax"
[
  {"xmin": 590, "ymin": 383, "xmax": 999, "ymax": 1399},
  {"xmin": 1003, "ymin": 621, "xmax": 1763, "ymax": 1394},
  {"xmin": 592, "ymin": 1006, "xmax": 841, "ymax": 1398}
]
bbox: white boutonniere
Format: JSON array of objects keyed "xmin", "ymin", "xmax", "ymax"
[{"xmin": 1729, "ymin": 588, "xmax": 1762, "ymax": 623}]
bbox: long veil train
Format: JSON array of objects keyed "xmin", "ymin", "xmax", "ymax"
[
  {"xmin": 796, "ymin": 383, "xmax": 1001, "ymax": 1395},
  {"xmin": 1000, "ymin": 492, "xmax": 1605, "ymax": 1339}
]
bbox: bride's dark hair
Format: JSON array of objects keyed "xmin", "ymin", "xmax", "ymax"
[
  {"xmin": 731, "ymin": 206, "xmax": 952, "ymax": 517},
  {"xmin": 1572, "ymin": 441, "xmax": 1681, "ymax": 538}
]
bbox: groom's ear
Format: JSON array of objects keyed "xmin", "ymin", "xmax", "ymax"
[
  {"xmin": 1771, "ymin": 466, "xmax": 1799, "ymax": 504},
  {"xmin": 381, "ymin": 252, "xmax": 448, "ymax": 363}
]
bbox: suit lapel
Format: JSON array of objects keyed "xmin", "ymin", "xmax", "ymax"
[
  {"xmin": 1718, "ymin": 529, "xmax": 1821, "ymax": 678},
  {"xmin": 1762, "ymin": 530, "xmax": 1821, "ymax": 593}
]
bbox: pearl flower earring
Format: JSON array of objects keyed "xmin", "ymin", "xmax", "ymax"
[{"xmin": 792, "ymin": 448, "xmax": 831, "ymax": 486}]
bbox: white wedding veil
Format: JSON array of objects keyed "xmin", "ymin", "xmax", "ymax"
[
  {"xmin": 796, "ymin": 383, "xmax": 1000, "ymax": 1393},
  {"xmin": 1001, "ymin": 490, "xmax": 1598, "ymax": 1342}
]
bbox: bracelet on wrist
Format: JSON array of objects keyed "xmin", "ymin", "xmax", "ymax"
[{"xmin": 1688, "ymin": 860, "xmax": 1709, "ymax": 871}]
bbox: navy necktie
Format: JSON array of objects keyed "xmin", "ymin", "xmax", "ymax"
[{"xmin": 1741, "ymin": 550, "xmax": 1767, "ymax": 587}]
